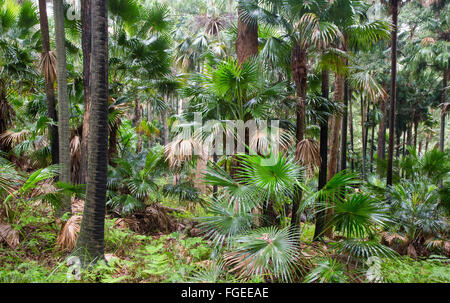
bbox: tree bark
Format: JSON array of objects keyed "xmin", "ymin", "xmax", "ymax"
[
  {"xmin": 387, "ymin": 0, "xmax": 398, "ymax": 186},
  {"xmin": 340, "ymin": 79, "xmax": 348, "ymax": 171},
  {"xmin": 377, "ymin": 86, "xmax": 387, "ymax": 176},
  {"xmin": 440, "ymin": 68, "xmax": 447, "ymax": 152},
  {"xmin": 313, "ymin": 69, "xmax": 329, "ymax": 241},
  {"xmin": 53, "ymin": 0, "xmax": 71, "ymax": 216},
  {"xmin": 236, "ymin": 6, "xmax": 258, "ymax": 65},
  {"xmin": 75, "ymin": 0, "xmax": 108, "ymax": 264},
  {"xmin": 324, "ymin": 73, "xmax": 345, "ymax": 238},
  {"xmin": 328, "ymin": 74, "xmax": 344, "ymax": 180},
  {"xmin": 38, "ymin": 0, "xmax": 59, "ymax": 166},
  {"xmin": 79, "ymin": 0, "xmax": 92, "ymax": 185},
  {"xmin": 163, "ymin": 94, "xmax": 169, "ymax": 145},
  {"xmin": 290, "ymin": 43, "xmax": 308, "ymax": 228},
  {"xmin": 361, "ymin": 94, "xmax": 367, "ymax": 180},
  {"xmin": 349, "ymin": 89, "xmax": 355, "ymax": 170}
]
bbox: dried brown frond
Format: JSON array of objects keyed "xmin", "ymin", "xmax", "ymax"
[
  {"xmin": 0, "ymin": 222, "xmax": 20, "ymax": 249},
  {"xmin": 0, "ymin": 129, "xmax": 31, "ymax": 148},
  {"xmin": 165, "ymin": 136, "xmax": 202, "ymax": 167},
  {"xmin": 71, "ymin": 197, "xmax": 84, "ymax": 215},
  {"xmin": 296, "ymin": 138, "xmax": 320, "ymax": 177},
  {"xmin": 421, "ymin": 37, "xmax": 436, "ymax": 46},
  {"xmin": 70, "ymin": 135, "xmax": 81, "ymax": 181},
  {"xmin": 39, "ymin": 51, "xmax": 57, "ymax": 83},
  {"xmin": 56, "ymin": 215, "xmax": 82, "ymax": 252}
]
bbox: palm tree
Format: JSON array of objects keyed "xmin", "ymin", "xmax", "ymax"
[
  {"xmin": 236, "ymin": 0, "xmax": 258, "ymax": 64},
  {"xmin": 52, "ymin": 0, "xmax": 71, "ymax": 215},
  {"xmin": 386, "ymin": 0, "xmax": 399, "ymax": 186},
  {"xmin": 79, "ymin": 0, "xmax": 92, "ymax": 184},
  {"xmin": 75, "ymin": 0, "xmax": 108, "ymax": 264},
  {"xmin": 38, "ymin": 0, "xmax": 59, "ymax": 166}
]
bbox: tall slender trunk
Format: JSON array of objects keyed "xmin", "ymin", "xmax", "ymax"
[
  {"xmin": 313, "ymin": 69, "xmax": 329, "ymax": 241},
  {"xmin": 328, "ymin": 74, "xmax": 344, "ymax": 180},
  {"xmin": 377, "ymin": 86, "xmax": 387, "ymax": 176},
  {"xmin": 387, "ymin": 0, "xmax": 398, "ymax": 186},
  {"xmin": 369, "ymin": 108, "xmax": 375, "ymax": 173},
  {"xmin": 340, "ymin": 79, "xmax": 348, "ymax": 171},
  {"xmin": 38, "ymin": 0, "xmax": 59, "ymax": 165},
  {"xmin": 79, "ymin": 0, "xmax": 92, "ymax": 184},
  {"xmin": 75, "ymin": 0, "xmax": 108, "ymax": 263},
  {"xmin": 361, "ymin": 94, "xmax": 367, "ymax": 180},
  {"xmin": 53, "ymin": 0, "xmax": 71, "ymax": 216},
  {"xmin": 413, "ymin": 120, "xmax": 418, "ymax": 152},
  {"xmin": 108, "ymin": 125, "xmax": 118, "ymax": 166},
  {"xmin": 349, "ymin": 89, "xmax": 355, "ymax": 170},
  {"xmin": 440, "ymin": 68, "xmax": 448, "ymax": 152},
  {"xmin": 163, "ymin": 94, "xmax": 169, "ymax": 145},
  {"xmin": 236, "ymin": 6, "xmax": 258, "ymax": 65},
  {"xmin": 291, "ymin": 43, "xmax": 308, "ymax": 228},
  {"xmin": 324, "ymin": 72, "xmax": 345, "ymax": 238}
]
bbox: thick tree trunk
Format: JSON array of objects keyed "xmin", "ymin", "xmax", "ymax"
[
  {"xmin": 323, "ymin": 73, "xmax": 345, "ymax": 238},
  {"xmin": 290, "ymin": 43, "xmax": 308, "ymax": 228},
  {"xmin": 79, "ymin": 0, "xmax": 92, "ymax": 184},
  {"xmin": 53, "ymin": 0, "xmax": 71, "ymax": 216},
  {"xmin": 313, "ymin": 69, "xmax": 329, "ymax": 241},
  {"xmin": 38, "ymin": 0, "xmax": 59, "ymax": 166},
  {"xmin": 328, "ymin": 74, "xmax": 345, "ymax": 180},
  {"xmin": 387, "ymin": 0, "xmax": 398, "ymax": 186},
  {"xmin": 75, "ymin": 0, "xmax": 108, "ymax": 264},
  {"xmin": 236, "ymin": 7, "xmax": 258, "ymax": 65}
]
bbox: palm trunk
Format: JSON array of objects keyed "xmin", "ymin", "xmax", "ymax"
[
  {"xmin": 413, "ymin": 120, "xmax": 418, "ymax": 151},
  {"xmin": 79, "ymin": 0, "xmax": 92, "ymax": 184},
  {"xmin": 361, "ymin": 94, "xmax": 367, "ymax": 180},
  {"xmin": 38, "ymin": 0, "xmax": 59, "ymax": 166},
  {"xmin": 163, "ymin": 94, "xmax": 169, "ymax": 145},
  {"xmin": 108, "ymin": 125, "xmax": 118, "ymax": 166},
  {"xmin": 387, "ymin": 0, "xmax": 398, "ymax": 186},
  {"xmin": 369, "ymin": 110, "xmax": 375, "ymax": 173},
  {"xmin": 75, "ymin": 0, "xmax": 108, "ymax": 264},
  {"xmin": 340, "ymin": 79, "xmax": 348, "ymax": 171},
  {"xmin": 324, "ymin": 73, "xmax": 345, "ymax": 238},
  {"xmin": 328, "ymin": 74, "xmax": 345, "ymax": 180},
  {"xmin": 377, "ymin": 86, "xmax": 387, "ymax": 176},
  {"xmin": 53, "ymin": 0, "xmax": 71, "ymax": 216},
  {"xmin": 290, "ymin": 43, "xmax": 308, "ymax": 228},
  {"xmin": 440, "ymin": 68, "xmax": 448, "ymax": 152},
  {"xmin": 236, "ymin": 6, "xmax": 258, "ymax": 65},
  {"xmin": 349, "ymin": 89, "xmax": 355, "ymax": 170},
  {"xmin": 313, "ymin": 69, "xmax": 329, "ymax": 241}
]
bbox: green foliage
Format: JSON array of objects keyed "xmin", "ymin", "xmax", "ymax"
[
  {"xmin": 380, "ymin": 256, "xmax": 450, "ymax": 283},
  {"xmin": 331, "ymin": 193, "xmax": 389, "ymax": 238},
  {"xmin": 303, "ymin": 258, "xmax": 347, "ymax": 283},
  {"xmin": 226, "ymin": 226, "xmax": 301, "ymax": 282}
]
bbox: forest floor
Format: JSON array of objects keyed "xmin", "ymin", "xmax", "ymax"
[{"xmin": 0, "ymin": 197, "xmax": 449, "ymax": 283}]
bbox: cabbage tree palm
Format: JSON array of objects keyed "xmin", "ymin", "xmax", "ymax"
[
  {"xmin": 38, "ymin": 0, "xmax": 58, "ymax": 165},
  {"xmin": 52, "ymin": 0, "xmax": 71, "ymax": 216},
  {"xmin": 75, "ymin": 0, "xmax": 109, "ymax": 264}
]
